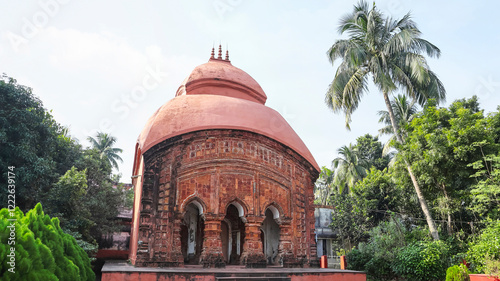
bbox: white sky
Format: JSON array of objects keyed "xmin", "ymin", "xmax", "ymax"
[{"xmin": 2, "ymin": 0, "xmax": 500, "ymax": 183}]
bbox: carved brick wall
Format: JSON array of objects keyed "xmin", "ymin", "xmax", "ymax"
[{"xmin": 134, "ymin": 130, "xmax": 319, "ymax": 267}]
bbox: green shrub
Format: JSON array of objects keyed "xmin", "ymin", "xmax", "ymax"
[
  {"xmin": 346, "ymin": 248, "xmax": 372, "ymax": 271},
  {"xmin": 393, "ymin": 240, "xmax": 450, "ymax": 281},
  {"xmin": 446, "ymin": 264, "xmax": 470, "ymax": 281},
  {"xmin": 467, "ymin": 220, "xmax": 500, "ymax": 273},
  {"xmin": 0, "ymin": 203, "xmax": 95, "ymax": 280},
  {"xmin": 347, "ymin": 219, "xmax": 407, "ymax": 280}
]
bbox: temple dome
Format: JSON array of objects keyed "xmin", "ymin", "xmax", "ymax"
[
  {"xmin": 175, "ymin": 51, "xmax": 267, "ymax": 104},
  {"xmin": 137, "ymin": 48, "xmax": 319, "ymax": 171}
]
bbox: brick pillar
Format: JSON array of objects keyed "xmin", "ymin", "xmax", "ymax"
[
  {"xmin": 278, "ymin": 218, "xmax": 296, "ymax": 268},
  {"xmin": 200, "ymin": 213, "xmax": 225, "ymax": 268},
  {"xmin": 170, "ymin": 212, "xmax": 184, "ymax": 266},
  {"xmin": 241, "ymin": 215, "xmax": 267, "ymax": 268}
]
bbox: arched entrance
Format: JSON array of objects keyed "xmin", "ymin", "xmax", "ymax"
[
  {"xmin": 221, "ymin": 204, "xmax": 245, "ymax": 264},
  {"xmin": 261, "ymin": 208, "xmax": 280, "ymax": 265},
  {"xmin": 181, "ymin": 203, "xmax": 204, "ymax": 264}
]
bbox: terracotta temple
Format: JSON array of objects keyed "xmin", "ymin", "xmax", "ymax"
[{"xmin": 128, "ymin": 46, "xmax": 320, "ymax": 269}]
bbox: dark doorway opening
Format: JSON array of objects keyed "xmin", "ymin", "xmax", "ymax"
[
  {"xmin": 181, "ymin": 203, "xmax": 204, "ymax": 264},
  {"xmin": 221, "ymin": 204, "xmax": 245, "ymax": 265},
  {"xmin": 261, "ymin": 209, "xmax": 280, "ymax": 265}
]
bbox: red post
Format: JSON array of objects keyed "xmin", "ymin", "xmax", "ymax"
[{"xmin": 320, "ymin": 255, "xmax": 328, "ymax": 268}]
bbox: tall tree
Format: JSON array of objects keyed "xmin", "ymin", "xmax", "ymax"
[
  {"xmin": 87, "ymin": 132, "xmax": 123, "ymax": 170},
  {"xmin": 325, "ymin": 1, "xmax": 445, "ymax": 240},
  {"xmin": 395, "ymin": 97, "xmax": 498, "ymax": 234},
  {"xmin": 332, "ymin": 144, "xmax": 368, "ymax": 193},
  {"xmin": 378, "ymin": 94, "xmax": 419, "ymax": 155},
  {"xmin": 0, "ymin": 75, "xmax": 81, "ymax": 211}
]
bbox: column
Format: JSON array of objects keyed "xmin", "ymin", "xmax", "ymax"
[
  {"xmin": 278, "ymin": 218, "xmax": 296, "ymax": 268},
  {"xmin": 241, "ymin": 215, "xmax": 267, "ymax": 268},
  {"xmin": 199, "ymin": 213, "xmax": 225, "ymax": 268},
  {"xmin": 169, "ymin": 212, "xmax": 184, "ymax": 266}
]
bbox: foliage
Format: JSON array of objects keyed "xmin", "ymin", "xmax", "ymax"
[
  {"xmin": 124, "ymin": 185, "xmax": 135, "ymax": 209},
  {"xmin": 378, "ymin": 94, "xmax": 419, "ymax": 155},
  {"xmin": 347, "ymin": 218, "xmax": 413, "ymax": 280},
  {"xmin": 393, "ymin": 240, "xmax": 450, "ymax": 281},
  {"xmin": 332, "ymin": 144, "xmax": 368, "ymax": 193},
  {"xmin": 446, "ymin": 264, "xmax": 470, "ymax": 281},
  {"xmin": 467, "ymin": 220, "xmax": 500, "ymax": 273},
  {"xmin": 325, "ymin": 0, "xmax": 445, "ymax": 129},
  {"xmin": 353, "ymin": 134, "xmax": 390, "ymax": 171},
  {"xmin": 395, "ymin": 97, "xmax": 497, "ymax": 234},
  {"xmin": 0, "ymin": 203, "xmax": 94, "ymax": 280},
  {"xmin": 330, "ymin": 191, "xmax": 368, "ymax": 249},
  {"xmin": 484, "ymin": 257, "xmax": 500, "ymax": 278},
  {"xmin": 44, "ymin": 149, "xmax": 126, "ymax": 256},
  {"xmin": 0, "ymin": 74, "xmax": 127, "ymax": 263},
  {"xmin": 469, "ymin": 152, "xmax": 500, "ymax": 220},
  {"xmin": 314, "ymin": 166, "xmax": 334, "ymax": 205},
  {"xmin": 87, "ymin": 132, "xmax": 123, "ymax": 170},
  {"xmin": 0, "ymin": 75, "xmax": 81, "ymax": 211},
  {"xmin": 352, "ymin": 168, "xmax": 401, "ymax": 227},
  {"xmin": 346, "ymin": 247, "xmax": 372, "ymax": 272},
  {"xmin": 378, "ymin": 95, "xmax": 419, "ymax": 139}
]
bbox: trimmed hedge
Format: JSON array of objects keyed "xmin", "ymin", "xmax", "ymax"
[{"xmin": 0, "ymin": 203, "xmax": 94, "ymax": 280}]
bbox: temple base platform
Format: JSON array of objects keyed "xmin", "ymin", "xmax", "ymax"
[{"xmin": 101, "ymin": 260, "xmax": 366, "ymax": 281}]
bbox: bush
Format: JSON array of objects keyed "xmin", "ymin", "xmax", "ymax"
[
  {"xmin": 0, "ymin": 203, "xmax": 94, "ymax": 280},
  {"xmin": 446, "ymin": 264, "xmax": 470, "ymax": 281},
  {"xmin": 393, "ymin": 240, "xmax": 450, "ymax": 281},
  {"xmin": 346, "ymin": 247, "xmax": 372, "ymax": 271},
  {"xmin": 467, "ymin": 220, "xmax": 500, "ymax": 273},
  {"xmin": 347, "ymin": 219, "xmax": 407, "ymax": 280}
]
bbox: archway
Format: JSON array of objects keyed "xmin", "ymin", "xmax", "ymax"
[
  {"xmin": 221, "ymin": 204, "xmax": 245, "ymax": 265},
  {"xmin": 261, "ymin": 208, "xmax": 280, "ymax": 265},
  {"xmin": 181, "ymin": 203, "xmax": 204, "ymax": 264}
]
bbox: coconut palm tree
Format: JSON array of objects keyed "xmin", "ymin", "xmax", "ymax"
[
  {"xmin": 87, "ymin": 132, "xmax": 123, "ymax": 170},
  {"xmin": 332, "ymin": 144, "xmax": 368, "ymax": 194},
  {"xmin": 378, "ymin": 94, "xmax": 419, "ymax": 155},
  {"xmin": 325, "ymin": 1, "xmax": 445, "ymax": 240}
]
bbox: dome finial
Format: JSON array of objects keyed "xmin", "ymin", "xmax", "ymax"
[
  {"xmin": 210, "ymin": 46, "xmax": 215, "ymax": 59},
  {"xmin": 218, "ymin": 44, "xmax": 222, "ymax": 59},
  {"xmin": 225, "ymin": 49, "xmax": 229, "ymax": 61}
]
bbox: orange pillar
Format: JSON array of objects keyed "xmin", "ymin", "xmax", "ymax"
[{"xmin": 340, "ymin": 255, "xmax": 347, "ymax": 270}]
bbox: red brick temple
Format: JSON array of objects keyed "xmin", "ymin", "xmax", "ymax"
[{"xmin": 128, "ymin": 46, "xmax": 321, "ymax": 269}]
